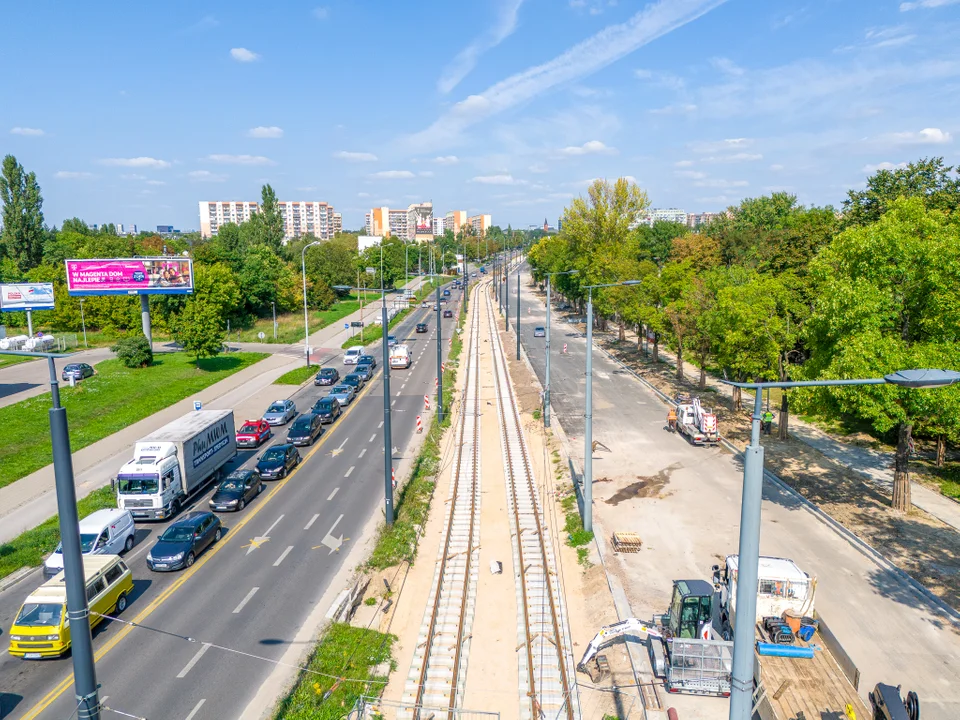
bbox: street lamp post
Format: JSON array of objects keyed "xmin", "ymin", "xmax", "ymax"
[
  {"xmin": 516, "ymin": 263, "xmax": 521, "ymax": 360},
  {"xmin": 505, "ymin": 260, "xmax": 510, "ymax": 332},
  {"xmin": 583, "ymin": 280, "xmax": 642, "ymax": 533},
  {"xmin": 721, "ymin": 369, "xmax": 960, "ymax": 720},
  {"xmin": 543, "ymin": 270, "xmax": 578, "ymax": 429},
  {"xmin": 301, "ymin": 240, "xmax": 322, "ymax": 367}
]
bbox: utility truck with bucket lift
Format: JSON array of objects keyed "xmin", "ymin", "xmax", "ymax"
[
  {"xmin": 676, "ymin": 396, "xmax": 719, "ymax": 446},
  {"xmin": 115, "ymin": 410, "xmax": 237, "ymax": 520}
]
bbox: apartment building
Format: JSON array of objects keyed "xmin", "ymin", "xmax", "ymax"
[
  {"xmin": 686, "ymin": 212, "xmax": 723, "ymax": 228},
  {"xmin": 332, "ymin": 212, "xmax": 342, "ymax": 236},
  {"xmin": 467, "ymin": 213, "xmax": 492, "ymax": 236},
  {"xmin": 433, "ymin": 216, "xmax": 445, "ymax": 236},
  {"xmin": 364, "ymin": 202, "xmax": 432, "ymax": 241},
  {"xmin": 199, "ymin": 201, "xmax": 259, "ymax": 238},
  {"xmin": 198, "ymin": 200, "xmax": 336, "ymax": 240},
  {"xmin": 445, "ymin": 210, "xmax": 467, "ymax": 236}
]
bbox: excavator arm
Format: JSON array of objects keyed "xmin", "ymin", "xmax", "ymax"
[{"xmin": 577, "ymin": 618, "xmax": 662, "ymax": 671}]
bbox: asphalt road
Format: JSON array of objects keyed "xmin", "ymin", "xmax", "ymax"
[
  {"xmin": 0, "ymin": 281, "xmax": 466, "ymax": 720},
  {"xmin": 510, "ymin": 263, "xmax": 960, "ymax": 719}
]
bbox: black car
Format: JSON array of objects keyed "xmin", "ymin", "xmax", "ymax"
[
  {"xmin": 342, "ymin": 373, "xmax": 364, "ymax": 391},
  {"xmin": 314, "ymin": 367, "xmax": 340, "ymax": 386},
  {"xmin": 209, "ymin": 469, "xmax": 263, "ymax": 512},
  {"xmin": 312, "ymin": 397, "xmax": 342, "ymax": 423},
  {"xmin": 256, "ymin": 444, "xmax": 301, "ymax": 479},
  {"xmin": 443, "ymin": 309, "xmax": 453, "ymax": 318},
  {"xmin": 61, "ymin": 363, "xmax": 94, "ymax": 381},
  {"xmin": 146, "ymin": 511, "xmax": 221, "ymax": 571},
  {"xmin": 416, "ymin": 323, "xmax": 428, "ymax": 333},
  {"xmin": 354, "ymin": 363, "xmax": 374, "ymax": 381},
  {"xmin": 287, "ymin": 413, "xmax": 324, "ymax": 446},
  {"xmin": 358, "ymin": 354, "xmax": 377, "ymax": 369}
]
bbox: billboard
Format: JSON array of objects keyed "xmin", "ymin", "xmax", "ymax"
[
  {"xmin": 414, "ymin": 206, "xmax": 433, "ymax": 236},
  {"xmin": 0, "ymin": 283, "xmax": 55, "ymax": 311},
  {"xmin": 65, "ymin": 258, "xmax": 194, "ymax": 296}
]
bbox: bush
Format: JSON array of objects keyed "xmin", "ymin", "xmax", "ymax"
[{"xmin": 111, "ymin": 335, "xmax": 153, "ymax": 368}]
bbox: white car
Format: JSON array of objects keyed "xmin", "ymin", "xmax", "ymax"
[{"xmin": 344, "ymin": 346, "xmax": 364, "ymax": 365}]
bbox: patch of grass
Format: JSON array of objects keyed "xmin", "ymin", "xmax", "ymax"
[
  {"xmin": 0, "ymin": 351, "xmax": 267, "ymax": 490},
  {"xmin": 532, "ymin": 408, "xmax": 541, "ymax": 420},
  {"xmin": 363, "ymin": 596, "xmax": 377, "ymax": 606},
  {"xmin": 272, "ymin": 623, "xmax": 396, "ymax": 720},
  {"xmin": 237, "ymin": 296, "xmax": 363, "ymax": 344},
  {"xmin": 559, "ymin": 484, "xmax": 594, "ymax": 566},
  {"xmin": 275, "ymin": 366, "xmax": 318, "ymax": 386},
  {"xmin": 0, "ymin": 486, "xmax": 116, "ymax": 579},
  {"xmin": 0, "ymin": 354, "xmax": 40, "ymax": 369}
]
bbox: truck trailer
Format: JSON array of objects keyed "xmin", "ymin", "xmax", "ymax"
[{"xmin": 115, "ymin": 410, "xmax": 237, "ymax": 520}]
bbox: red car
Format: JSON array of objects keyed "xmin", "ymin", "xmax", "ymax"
[{"xmin": 236, "ymin": 420, "xmax": 272, "ymax": 448}]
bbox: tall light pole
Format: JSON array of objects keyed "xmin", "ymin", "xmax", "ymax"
[
  {"xmin": 301, "ymin": 240, "xmax": 322, "ymax": 367},
  {"xmin": 505, "ymin": 258, "xmax": 510, "ymax": 332},
  {"xmin": 516, "ymin": 262, "xmax": 521, "ymax": 360},
  {"xmin": 721, "ymin": 369, "xmax": 960, "ymax": 720},
  {"xmin": 583, "ymin": 280, "xmax": 642, "ymax": 533},
  {"xmin": 543, "ymin": 269, "xmax": 578, "ymax": 429}
]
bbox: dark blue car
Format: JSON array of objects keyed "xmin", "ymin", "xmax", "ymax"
[{"xmin": 146, "ymin": 511, "xmax": 221, "ymax": 571}]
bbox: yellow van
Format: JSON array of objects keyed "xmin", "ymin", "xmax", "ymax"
[{"xmin": 8, "ymin": 555, "xmax": 134, "ymax": 659}]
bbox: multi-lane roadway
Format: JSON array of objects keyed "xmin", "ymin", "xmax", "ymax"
[{"xmin": 0, "ymin": 282, "xmax": 465, "ymax": 720}]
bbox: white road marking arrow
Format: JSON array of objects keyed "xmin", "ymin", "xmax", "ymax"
[{"xmin": 317, "ymin": 514, "xmax": 345, "ymax": 554}]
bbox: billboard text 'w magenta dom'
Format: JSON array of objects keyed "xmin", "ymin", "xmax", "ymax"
[{"xmin": 65, "ymin": 258, "xmax": 194, "ymax": 296}]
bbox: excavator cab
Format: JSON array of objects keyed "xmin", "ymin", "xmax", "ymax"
[{"xmin": 665, "ymin": 580, "xmax": 715, "ymax": 639}]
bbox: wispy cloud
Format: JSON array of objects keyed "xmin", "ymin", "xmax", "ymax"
[
  {"xmin": 880, "ymin": 127, "xmax": 953, "ymax": 144},
  {"xmin": 188, "ymin": 170, "xmax": 228, "ymax": 182},
  {"xmin": 230, "ymin": 48, "xmax": 259, "ymax": 62},
  {"xmin": 675, "ymin": 159, "xmax": 695, "ymax": 167},
  {"xmin": 900, "ymin": 0, "xmax": 960, "ymax": 10},
  {"xmin": 675, "ymin": 170, "xmax": 707, "ymax": 179},
  {"xmin": 334, "ymin": 151, "xmax": 379, "ymax": 162},
  {"xmin": 837, "ymin": 25, "xmax": 916, "ymax": 51},
  {"xmin": 438, "ymin": 0, "xmax": 525, "ymax": 93},
  {"xmin": 205, "ymin": 154, "xmax": 276, "ymax": 165},
  {"xmin": 54, "ymin": 171, "xmax": 94, "ymax": 179},
  {"xmin": 10, "ymin": 127, "xmax": 44, "ymax": 136},
  {"xmin": 649, "ymin": 103, "xmax": 697, "ymax": 115},
  {"xmin": 693, "ymin": 177, "xmax": 748, "ymax": 188},
  {"xmin": 528, "ymin": 163, "xmax": 549, "ymax": 173},
  {"xmin": 145, "ymin": 180, "xmax": 166, "ymax": 186},
  {"xmin": 558, "ymin": 140, "xmax": 617, "ymax": 156},
  {"xmin": 710, "ymin": 57, "xmax": 744, "ymax": 76},
  {"xmin": 99, "ymin": 157, "xmax": 171, "ymax": 168},
  {"xmin": 433, "ymin": 155, "xmax": 460, "ymax": 165},
  {"xmin": 183, "ymin": 15, "xmax": 218, "ymax": 33},
  {"xmin": 247, "ymin": 126, "xmax": 283, "ymax": 139},
  {"xmin": 418, "ymin": 171, "xmax": 435, "ymax": 177},
  {"xmin": 370, "ymin": 170, "xmax": 415, "ymax": 179},
  {"xmin": 409, "ymin": 0, "xmax": 727, "ymax": 148},
  {"xmin": 472, "ymin": 174, "xmax": 528, "ymax": 185},
  {"xmin": 862, "ymin": 161, "xmax": 909, "ymax": 173},
  {"xmin": 312, "ymin": 6, "xmax": 329, "ymax": 20},
  {"xmin": 701, "ymin": 152, "xmax": 763, "ymax": 162}
]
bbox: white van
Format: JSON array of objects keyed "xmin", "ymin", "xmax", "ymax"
[
  {"xmin": 43, "ymin": 508, "xmax": 136, "ymax": 578},
  {"xmin": 389, "ymin": 345, "xmax": 411, "ymax": 369},
  {"xmin": 344, "ymin": 346, "xmax": 364, "ymax": 365}
]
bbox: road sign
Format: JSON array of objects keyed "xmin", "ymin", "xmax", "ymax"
[
  {"xmin": 258, "ymin": 331, "xmax": 266, "ymax": 340},
  {"xmin": 193, "ymin": 400, "xmax": 202, "ymax": 411},
  {"xmin": 366, "ymin": 266, "xmax": 375, "ymax": 275},
  {"xmin": 344, "ymin": 323, "xmax": 350, "ymax": 329},
  {"xmin": 351, "ymin": 321, "xmax": 364, "ymax": 328}
]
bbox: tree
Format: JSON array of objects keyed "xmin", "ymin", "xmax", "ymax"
[
  {"xmin": 803, "ymin": 197, "xmax": 960, "ymax": 511},
  {"xmin": 0, "ymin": 155, "xmax": 45, "ymax": 273},
  {"xmin": 174, "ymin": 299, "xmax": 224, "ymax": 361},
  {"xmin": 842, "ymin": 157, "xmax": 960, "ymax": 229},
  {"xmin": 247, "ymin": 184, "xmax": 285, "ymax": 251},
  {"xmin": 194, "ymin": 262, "xmax": 242, "ymax": 322},
  {"xmin": 112, "ymin": 336, "xmax": 153, "ymax": 368},
  {"xmin": 637, "ymin": 220, "xmax": 686, "ymax": 265}
]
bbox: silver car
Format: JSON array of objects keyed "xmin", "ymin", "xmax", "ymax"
[
  {"xmin": 534, "ymin": 326, "xmax": 546, "ymax": 337},
  {"xmin": 328, "ymin": 384, "xmax": 357, "ymax": 406},
  {"xmin": 262, "ymin": 399, "xmax": 298, "ymax": 426}
]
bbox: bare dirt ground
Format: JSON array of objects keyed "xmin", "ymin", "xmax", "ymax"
[{"xmin": 591, "ymin": 335, "xmax": 960, "ymax": 612}]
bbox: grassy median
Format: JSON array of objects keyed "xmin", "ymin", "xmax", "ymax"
[
  {"xmin": 0, "ymin": 351, "xmax": 267, "ymax": 490},
  {"xmin": 0, "ymin": 486, "xmax": 117, "ymax": 580},
  {"xmin": 274, "ymin": 365, "xmax": 319, "ymax": 385}
]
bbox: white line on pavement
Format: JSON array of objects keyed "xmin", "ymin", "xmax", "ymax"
[
  {"xmin": 378, "ymin": 420, "xmax": 384, "ymax": 428},
  {"xmin": 369, "ymin": 434, "xmax": 376, "ymax": 443},
  {"xmin": 184, "ymin": 700, "xmax": 206, "ymax": 720},
  {"xmin": 273, "ymin": 546, "xmax": 294, "ymax": 567},
  {"xmin": 335, "ymin": 436, "xmax": 349, "ymax": 452},
  {"xmin": 263, "ymin": 515, "xmax": 285, "ymax": 537},
  {"xmin": 345, "ymin": 466, "xmax": 355, "ymax": 478},
  {"xmin": 177, "ymin": 643, "xmax": 212, "ymax": 678},
  {"xmin": 232, "ymin": 587, "xmax": 259, "ymax": 614},
  {"xmin": 391, "ymin": 399, "xmax": 396, "ymax": 407},
  {"xmin": 304, "ymin": 513, "xmax": 320, "ymax": 530},
  {"xmin": 358, "ymin": 448, "xmax": 366, "ymax": 458},
  {"xmin": 328, "ymin": 487, "xmax": 339, "ymax": 501}
]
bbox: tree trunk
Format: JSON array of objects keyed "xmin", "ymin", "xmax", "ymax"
[
  {"xmin": 777, "ymin": 391, "xmax": 789, "ymax": 440},
  {"xmin": 676, "ymin": 343, "xmax": 684, "ymax": 382},
  {"xmin": 937, "ymin": 434, "xmax": 946, "ymax": 468},
  {"xmin": 733, "ymin": 386, "xmax": 742, "ymax": 412},
  {"xmin": 618, "ymin": 316, "xmax": 626, "ymax": 342},
  {"xmin": 699, "ymin": 365, "xmax": 707, "ymax": 390},
  {"xmin": 892, "ymin": 422, "xmax": 913, "ymax": 512},
  {"xmin": 653, "ymin": 338, "xmax": 659, "ymax": 363},
  {"xmin": 637, "ymin": 324, "xmax": 642, "ymax": 352}
]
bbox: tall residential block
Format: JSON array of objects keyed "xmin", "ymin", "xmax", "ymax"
[
  {"xmin": 445, "ymin": 210, "xmax": 467, "ymax": 236},
  {"xmin": 198, "ymin": 200, "xmax": 336, "ymax": 240},
  {"xmin": 365, "ymin": 202, "xmax": 433, "ymax": 241},
  {"xmin": 467, "ymin": 213, "xmax": 492, "ymax": 237}
]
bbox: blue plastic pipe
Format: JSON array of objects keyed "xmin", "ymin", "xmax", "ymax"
[{"xmin": 756, "ymin": 642, "xmax": 815, "ymax": 659}]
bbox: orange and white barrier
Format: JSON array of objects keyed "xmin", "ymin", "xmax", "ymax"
[
  {"xmin": 424, "ymin": 395, "xmax": 430, "ymax": 410},
  {"xmin": 416, "ymin": 415, "xmax": 422, "ymax": 433}
]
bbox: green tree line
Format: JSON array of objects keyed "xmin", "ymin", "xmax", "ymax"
[{"xmin": 527, "ymin": 159, "xmax": 960, "ymax": 512}]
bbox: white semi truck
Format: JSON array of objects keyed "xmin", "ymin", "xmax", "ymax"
[{"xmin": 115, "ymin": 410, "xmax": 237, "ymax": 520}]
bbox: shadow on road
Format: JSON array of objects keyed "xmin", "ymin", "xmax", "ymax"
[
  {"xmin": 0, "ymin": 382, "xmax": 41, "ymax": 400},
  {"xmin": 0, "ymin": 692, "xmax": 23, "ymax": 719}
]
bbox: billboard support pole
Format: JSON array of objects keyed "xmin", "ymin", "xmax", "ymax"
[
  {"xmin": 26, "ymin": 309, "xmax": 33, "ymax": 336},
  {"xmin": 140, "ymin": 295, "xmax": 152, "ymax": 345}
]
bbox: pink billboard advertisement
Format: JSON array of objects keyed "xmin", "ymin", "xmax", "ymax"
[{"xmin": 65, "ymin": 258, "xmax": 194, "ymax": 296}]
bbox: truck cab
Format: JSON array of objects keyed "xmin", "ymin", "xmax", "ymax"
[
  {"xmin": 713, "ymin": 555, "xmax": 815, "ymax": 632},
  {"xmin": 116, "ymin": 442, "xmax": 184, "ymax": 520}
]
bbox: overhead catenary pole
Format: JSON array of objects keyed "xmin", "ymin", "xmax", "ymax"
[
  {"xmin": 516, "ymin": 262, "xmax": 521, "ymax": 360},
  {"xmin": 301, "ymin": 240, "xmax": 321, "ymax": 367},
  {"xmin": 381, "ymin": 290, "xmax": 394, "ymax": 526},
  {"xmin": 584, "ymin": 288, "xmax": 594, "ymax": 533},
  {"xmin": 436, "ymin": 261, "xmax": 443, "ymax": 421}
]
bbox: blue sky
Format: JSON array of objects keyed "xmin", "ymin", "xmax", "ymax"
[{"xmin": 3, "ymin": 0, "xmax": 959, "ymax": 232}]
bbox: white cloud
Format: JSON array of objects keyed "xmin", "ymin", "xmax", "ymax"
[
  {"xmin": 357, "ymin": 192, "xmax": 372, "ymax": 198},
  {"xmin": 900, "ymin": 0, "xmax": 960, "ymax": 10},
  {"xmin": 634, "ymin": 68, "xmax": 686, "ymax": 92},
  {"xmin": 205, "ymin": 154, "xmax": 276, "ymax": 165},
  {"xmin": 408, "ymin": 0, "xmax": 728, "ymax": 149},
  {"xmin": 54, "ymin": 171, "xmax": 94, "ymax": 179},
  {"xmin": 120, "ymin": 173, "xmax": 146, "ymax": 180},
  {"xmin": 188, "ymin": 170, "xmax": 227, "ymax": 182},
  {"xmin": 230, "ymin": 47, "xmax": 260, "ymax": 62},
  {"xmin": 688, "ymin": 138, "xmax": 752, "ymax": 153},
  {"xmin": 370, "ymin": 170, "xmax": 415, "ymax": 179},
  {"xmin": 145, "ymin": 180, "xmax": 166, "ymax": 186},
  {"xmin": 622, "ymin": 175, "xmax": 640, "ymax": 185},
  {"xmin": 862, "ymin": 161, "xmax": 909, "ymax": 173},
  {"xmin": 183, "ymin": 15, "xmax": 218, "ymax": 33},
  {"xmin": 701, "ymin": 152, "xmax": 763, "ymax": 162},
  {"xmin": 693, "ymin": 178, "xmax": 749, "ymax": 188},
  {"xmin": 649, "ymin": 103, "xmax": 698, "ymax": 115},
  {"xmin": 10, "ymin": 127, "xmax": 44, "ymax": 136},
  {"xmin": 334, "ymin": 151, "xmax": 379, "ymax": 162},
  {"xmin": 675, "ymin": 170, "xmax": 707, "ymax": 179},
  {"xmin": 312, "ymin": 6, "xmax": 329, "ymax": 20},
  {"xmin": 558, "ymin": 140, "xmax": 617, "ymax": 156},
  {"xmin": 438, "ymin": 0, "xmax": 525, "ymax": 93},
  {"xmin": 674, "ymin": 160, "xmax": 695, "ymax": 167},
  {"xmin": 710, "ymin": 57, "xmax": 744, "ymax": 76},
  {"xmin": 247, "ymin": 126, "xmax": 283, "ymax": 139},
  {"xmin": 99, "ymin": 157, "xmax": 171, "ymax": 168},
  {"xmin": 883, "ymin": 127, "xmax": 953, "ymax": 144},
  {"xmin": 433, "ymin": 155, "xmax": 460, "ymax": 165},
  {"xmin": 418, "ymin": 171, "xmax": 435, "ymax": 177},
  {"xmin": 472, "ymin": 174, "xmax": 528, "ymax": 185}
]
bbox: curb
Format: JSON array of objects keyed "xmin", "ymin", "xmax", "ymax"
[{"xmin": 0, "ymin": 565, "xmax": 37, "ymax": 594}]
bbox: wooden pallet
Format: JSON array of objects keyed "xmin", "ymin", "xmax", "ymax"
[{"xmin": 612, "ymin": 531, "xmax": 643, "ymax": 553}]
